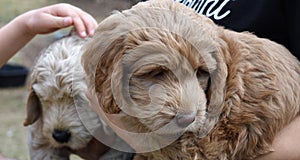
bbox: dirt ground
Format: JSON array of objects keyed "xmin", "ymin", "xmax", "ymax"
[{"xmin": 0, "ymin": 0, "xmax": 138, "ymax": 159}]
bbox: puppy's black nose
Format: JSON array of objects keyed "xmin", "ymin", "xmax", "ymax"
[
  {"xmin": 52, "ymin": 129, "xmax": 71, "ymax": 143},
  {"xmin": 176, "ymin": 113, "xmax": 196, "ymax": 128}
]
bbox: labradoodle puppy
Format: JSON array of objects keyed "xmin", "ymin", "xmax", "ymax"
[
  {"xmin": 24, "ymin": 35, "xmax": 114, "ymax": 160},
  {"xmin": 83, "ymin": 0, "xmax": 300, "ymax": 159}
]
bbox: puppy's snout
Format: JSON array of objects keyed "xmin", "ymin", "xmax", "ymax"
[
  {"xmin": 52, "ymin": 129, "xmax": 71, "ymax": 143},
  {"xmin": 176, "ymin": 112, "xmax": 196, "ymax": 128}
]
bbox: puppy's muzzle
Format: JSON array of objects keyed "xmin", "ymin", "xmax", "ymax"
[{"xmin": 52, "ymin": 129, "xmax": 71, "ymax": 143}]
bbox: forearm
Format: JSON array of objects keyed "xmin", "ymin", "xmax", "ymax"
[
  {"xmin": 255, "ymin": 116, "xmax": 300, "ymax": 160},
  {"xmin": 0, "ymin": 12, "xmax": 35, "ymax": 67}
]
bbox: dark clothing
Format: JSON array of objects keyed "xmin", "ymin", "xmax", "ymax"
[{"xmin": 175, "ymin": 0, "xmax": 300, "ymax": 59}]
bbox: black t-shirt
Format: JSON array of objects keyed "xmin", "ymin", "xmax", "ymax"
[{"xmin": 142, "ymin": 0, "xmax": 300, "ymax": 59}]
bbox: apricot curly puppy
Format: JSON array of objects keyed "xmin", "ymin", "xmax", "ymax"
[{"xmin": 83, "ymin": 0, "xmax": 300, "ymax": 159}]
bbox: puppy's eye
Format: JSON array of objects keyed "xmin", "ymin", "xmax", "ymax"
[
  {"xmin": 196, "ymin": 69, "xmax": 209, "ymax": 77},
  {"xmin": 134, "ymin": 66, "xmax": 167, "ymax": 79},
  {"xmin": 196, "ymin": 68, "xmax": 210, "ymax": 91},
  {"xmin": 148, "ymin": 70, "xmax": 165, "ymax": 79}
]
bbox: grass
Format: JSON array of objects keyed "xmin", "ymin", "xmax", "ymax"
[{"xmin": 0, "ymin": 87, "xmax": 29, "ymax": 159}]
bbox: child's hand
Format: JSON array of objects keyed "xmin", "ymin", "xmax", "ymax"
[{"xmin": 20, "ymin": 3, "xmax": 98, "ymax": 38}]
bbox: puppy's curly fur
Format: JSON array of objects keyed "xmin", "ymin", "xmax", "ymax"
[
  {"xmin": 24, "ymin": 35, "xmax": 110, "ymax": 160},
  {"xmin": 83, "ymin": 0, "xmax": 300, "ymax": 159}
]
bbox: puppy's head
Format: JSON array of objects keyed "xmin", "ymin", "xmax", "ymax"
[
  {"xmin": 24, "ymin": 36, "xmax": 100, "ymax": 150},
  {"xmin": 83, "ymin": 0, "xmax": 228, "ymax": 137}
]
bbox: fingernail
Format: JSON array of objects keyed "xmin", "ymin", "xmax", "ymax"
[{"xmin": 81, "ymin": 31, "xmax": 87, "ymax": 37}]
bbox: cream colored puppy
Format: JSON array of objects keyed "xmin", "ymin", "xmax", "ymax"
[{"xmin": 24, "ymin": 35, "xmax": 110, "ymax": 160}]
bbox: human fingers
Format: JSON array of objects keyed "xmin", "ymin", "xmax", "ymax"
[
  {"xmin": 76, "ymin": 10, "xmax": 98, "ymax": 37},
  {"xmin": 66, "ymin": 6, "xmax": 98, "ymax": 37},
  {"xmin": 42, "ymin": 14, "xmax": 73, "ymax": 30},
  {"xmin": 48, "ymin": 3, "xmax": 98, "ymax": 37},
  {"xmin": 22, "ymin": 5, "xmax": 73, "ymax": 35},
  {"xmin": 63, "ymin": 4, "xmax": 98, "ymax": 37},
  {"xmin": 72, "ymin": 16, "xmax": 87, "ymax": 37}
]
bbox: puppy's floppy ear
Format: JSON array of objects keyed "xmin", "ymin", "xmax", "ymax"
[
  {"xmin": 23, "ymin": 88, "xmax": 42, "ymax": 126},
  {"xmin": 93, "ymin": 36, "xmax": 126, "ymax": 114},
  {"xmin": 203, "ymin": 28, "xmax": 230, "ymax": 121},
  {"xmin": 198, "ymin": 35, "xmax": 229, "ymax": 136},
  {"xmin": 207, "ymin": 49, "xmax": 228, "ymax": 116},
  {"xmin": 82, "ymin": 12, "xmax": 131, "ymax": 114},
  {"xmin": 83, "ymin": 31, "xmax": 127, "ymax": 114}
]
